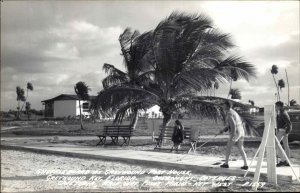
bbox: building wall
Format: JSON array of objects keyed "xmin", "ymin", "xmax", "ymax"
[
  {"xmin": 54, "ymin": 100, "xmax": 77, "ymax": 117},
  {"xmin": 75, "ymin": 100, "xmax": 91, "ymax": 116}
]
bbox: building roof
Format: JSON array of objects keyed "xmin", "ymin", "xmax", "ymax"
[{"xmin": 41, "ymin": 94, "xmax": 96, "ymax": 103}]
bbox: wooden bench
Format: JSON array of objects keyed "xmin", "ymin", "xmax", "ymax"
[
  {"xmin": 154, "ymin": 126, "xmax": 200, "ymax": 153},
  {"xmin": 96, "ymin": 125, "xmax": 133, "ymax": 146}
]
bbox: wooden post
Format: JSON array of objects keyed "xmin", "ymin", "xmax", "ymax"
[
  {"xmin": 252, "ymin": 105, "xmax": 277, "ymax": 190},
  {"xmin": 265, "ymin": 105, "xmax": 277, "ymax": 184}
]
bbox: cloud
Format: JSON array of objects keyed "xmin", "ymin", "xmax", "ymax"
[{"xmin": 1, "ymin": 1, "xmax": 299, "ymax": 111}]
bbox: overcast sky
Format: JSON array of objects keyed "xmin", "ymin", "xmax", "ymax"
[{"xmin": 1, "ymin": 0, "xmax": 299, "ymax": 111}]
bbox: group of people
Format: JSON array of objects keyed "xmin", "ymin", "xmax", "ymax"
[{"xmin": 171, "ymin": 100, "xmax": 292, "ymax": 170}]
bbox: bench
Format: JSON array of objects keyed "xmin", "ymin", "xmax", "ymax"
[
  {"xmin": 96, "ymin": 125, "xmax": 133, "ymax": 146},
  {"xmin": 154, "ymin": 126, "xmax": 200, "ymax": 153}
]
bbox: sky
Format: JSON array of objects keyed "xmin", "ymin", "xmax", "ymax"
[{"xmin": 1, "ymin": 0, "xmax": 299, "ymax": 111}]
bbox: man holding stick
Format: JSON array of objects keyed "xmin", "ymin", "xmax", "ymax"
[{"xmin": 219, "ymin": 101, "xmax": 248, "ymax": 170}]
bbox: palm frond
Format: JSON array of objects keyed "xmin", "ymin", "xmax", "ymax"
[
  {"xmin": 214, "ymin": 56, "xmax": 256, "ymax": 81},
  {"xmin": 102, "ymin": 63, "xmax": 128, "ymax": 89}
]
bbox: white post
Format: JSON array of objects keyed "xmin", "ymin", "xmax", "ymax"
[
  {"xmin": 265, "ymin": 105, "xmax": 277, "ymax": 184},
  {"xmin": 252, "ymin": 105, "xmax": 277, "ymax": 190}
]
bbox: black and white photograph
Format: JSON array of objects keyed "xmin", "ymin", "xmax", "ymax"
[{"xmin": 1, "ymin": 0, "xmax": 300, "ymax": 192}]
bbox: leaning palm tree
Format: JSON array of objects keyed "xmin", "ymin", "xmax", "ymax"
[
  {"xmin": 271, "ymin": 65, "xmax": 280, "ymax": 101},
  {"xmin": 16, "ymin": 86, "xmax": 26, "ymax": 120},
  {"xmin": 95, "ymin": 11, "xmax": 257, "ymax": 134},
  {"xmin": 74, "ymin": 81, "xmax": 90, "ymax": 130}
]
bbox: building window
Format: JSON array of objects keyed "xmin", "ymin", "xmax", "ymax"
[{"xmin": 82, "ymin": 102, "xmax": 89, "ymax": 112}]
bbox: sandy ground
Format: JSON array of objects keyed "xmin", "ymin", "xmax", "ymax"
[{"xmin": 2, "ymin": 149, "xmax": 300, "ymax": 192}]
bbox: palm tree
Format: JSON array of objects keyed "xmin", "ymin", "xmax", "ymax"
[
  {"xmin": 95, "ymin": 11, "xmax": 257, "ymax": 134},
  {"xmin": 227, "ymin": 70, "xmax": 238, "ymax": 98},
  {"xmin": 271, "ymin": 65, "xmax": 280, "ymax": 101},
  {"xmin": 278, "ymin": 79, "xmax": 285, "ymax": 91},
  {"xmin": 16, "ymin": 86, "xmax": 26, "ymax": 120},
  {"xmin": 248, "ymin": 100, "xmax": 254, "ymax": 106},
  {"xmin": 99, "ymin": 28, "xmax": 154, "ymax": 128},
  {"xmin": 20, "ymin": 82, "xmax": 34, "ymax": 112},
  {"xmin": 74, "ymin": 81, "xmax": 90, "ymax": 130},
  {"xmin": 290, "ymin": 99, "xmax": 297, "ymax": 106},
  {"xmin": 229, "ymin": 88, "xmax": 241, "ymax": 100},
  {"xmin": 213, "ymin": 82, "xmax": 219, "ymax": 96},
  {"xmin": 285, "ymin": 69, "xmax": 290, "ymax": 106}
]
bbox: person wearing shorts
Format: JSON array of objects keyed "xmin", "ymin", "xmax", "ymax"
[
  {"xmin": 219, "ymin": 101, "xmax": 248, "ymax": 170},
  {"xmin": 275, "ymin": 101, "xmax": 292, "ymax": 167}
]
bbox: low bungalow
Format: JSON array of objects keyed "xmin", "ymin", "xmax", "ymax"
[{"xmin": 41, "ymin": 94, "xmax": 96, "ymax": 118}]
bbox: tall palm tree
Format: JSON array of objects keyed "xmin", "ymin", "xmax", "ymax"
[
  {"xmin": 21, "ymin": 82, "xmax": 34, "ymax": 112},
  {"xmin": 285, "ymin": 69, "xmax": 290, "ymax": 106},
  {"xmin": 95, "ymin": 12, "xmax": 257, "ymax": 134},
  {"xmin": 16, "ymin": 86, "xmax": 26, "ymax": 120},
  {"xmin": 271, "ymin": 65, "xmax": 280, "ymax": 101},
  {"xmin": 74, "ymin": 81, "xmax": 90, "ymax": 130}
]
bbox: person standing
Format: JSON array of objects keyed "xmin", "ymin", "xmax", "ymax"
[
  {"xmin": 219, "ymin": 101, "xmax": 248, "ymax": 170},
  {"xmin": 275, "ymin": 101, "xmax": 292, "ymax": 167},
  {"xmin": 171, "ymin": 119, "xmax": 184, "ymax": 152}
]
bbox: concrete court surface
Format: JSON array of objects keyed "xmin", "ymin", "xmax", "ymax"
[{"xmin": 1, "ymin": 141, "xmax": 299, "ymax": 183}]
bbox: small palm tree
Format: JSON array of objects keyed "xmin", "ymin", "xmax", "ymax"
[
  {"xmin": 213, "ymin": 82, "xmax": 219, "ymax": 96},
  {"xmin": 271, "ymin": 65, "xmax": 280, "ymax": 101},
  {"xmin": 290, "ymin": 99, "xmax": 297, "ymax": 106},
  {"xmin": 74, "ymin": 81, "xmax": 90, "ymax": 130},
  {"xmin": 229, "ymin": 88, "xmax": 241, "ymax": 100},
  {"xmin": 278, "ymin": 79, "xmax": 285, "ymax": 91},
  {"xmin": 16, "ymin": 86, "xmax": 26, "ymax": 120},
  {"xmin": 248, "ymin": 100, "xmax": 255, "ymax": 106}
]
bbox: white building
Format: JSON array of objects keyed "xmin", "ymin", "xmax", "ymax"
[{"xmin": 41, "ymin": 94, "xmax": 96, "ymax": 118}]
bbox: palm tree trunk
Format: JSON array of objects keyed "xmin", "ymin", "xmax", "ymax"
[
  {"xmin": 20, "ymin": 88, "xmax": 28, "ymax": 112},
  {"xmin": 130, "ymin": 108, "xmax": 139, "ymax": 129},
  {"xmin": 285, "ymin": 69, "xmax": 290, "ymax": 106},
  {"xmin": 16, "ymin": 100, "xmax": 20, "ymax": 120},
  {"xmin": 79, "ymin": 100, "xmax": 84, "ymax": 130},
  {"xmin": 161, "ymin": 111, "xmax": 172, "ymax": 146},
  {"xmin": 272, "ymin": 74, "xmax": 280, "ymax": 101}
]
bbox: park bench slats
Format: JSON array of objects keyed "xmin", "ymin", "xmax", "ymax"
[
  {"xmin": 96, "ymin": 125, "xmax": 133, "ymax": 146},
  {"xmin": 154, "ymin": 126, "xmax": 200, "ymax": 153}
]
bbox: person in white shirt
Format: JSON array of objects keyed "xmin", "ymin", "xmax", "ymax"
[{"xmin": 219, "ymin": 101, "xmax": 248, "ymax": 170}]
